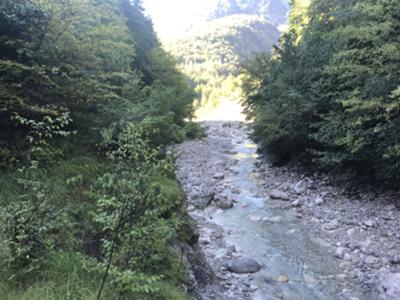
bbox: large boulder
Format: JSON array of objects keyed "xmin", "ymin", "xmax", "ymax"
[{"xmin": 226, "ymin": 257, "xmax": 261, "ymax": 274}]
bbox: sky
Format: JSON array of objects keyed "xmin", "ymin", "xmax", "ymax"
[{"xmin": 142, "ymin": 0, "xmax": 216, "ymax": 42}]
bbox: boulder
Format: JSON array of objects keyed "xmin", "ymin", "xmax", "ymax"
[{"xmin": 226, "ymin": 257, "xmax": 261, "ymax": 274}]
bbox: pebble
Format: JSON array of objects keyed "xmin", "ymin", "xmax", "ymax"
[
  {"xmin": 291, "ymin": 199, "xmax": 302, "ymax": 207},
  {"xmin": 277, "ymin": 274, "xmax": 289, "ymax": 283},
  {"xmin": 213, "ymin": 173, "xmax": 225, "ymax": 180},
  {"xmin": 315, "ymin": 197, "xmax": 324, "ymax": 205},
  {"xmin": 335, "ymin": 247, "xmax": 347, "ymax": 259},
  {"xmin": 268, "ymin": 189, "xmax": 290, "ymax": 201},
  {"xmin": 216, "ymin": 198, "xmax": 234, "ymax": 209},
  {"xmin": 365, "ymin": 256, "xmax": 380, "ymax": 266},
  {"xmin": 323, "ymin": 219, "xmax": 340, "ymax": 231},
  {"xmin": 292, "ymin": 179, "xmax": 309, "ymax": 194},
  {"xmin": 389, "ymin": 256, "xmax": 400, "ymax": 265},
  {"xmin": 364, "ymin": 219, "xmax": 376, "ymax": 228}
]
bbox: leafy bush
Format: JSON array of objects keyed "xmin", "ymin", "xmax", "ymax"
[
  {"xmin": 0, "ymin": 0, "xmax": 195, "ymax": 299},
  {"xmin": 243, "ymin": 0, "xmax": 400, "ymax": 184}
]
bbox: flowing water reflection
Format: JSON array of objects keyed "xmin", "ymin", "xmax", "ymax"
[{"xmin": 212, "ymin": 138, "xmax": 361, "ymax": 300}]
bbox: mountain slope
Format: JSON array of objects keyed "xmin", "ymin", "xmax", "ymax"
[
  {"xmin": 169, "ymin": 14, "xmax": 280, "ymax": 117},
  {"xmin": 208, "ymin": 0, "xmax": 289, "ymax": 27}
]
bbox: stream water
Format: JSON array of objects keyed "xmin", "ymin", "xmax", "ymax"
[{"xmin": 210, "ymin": 135, "xmax": 362, "ymax": 300}]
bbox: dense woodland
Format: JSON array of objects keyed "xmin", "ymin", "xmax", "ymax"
[
  {"xmin": 0, "ymin": 0, "xmax": 199, "ymax": 299},
  {"xmin": 243, "ymin": 0, "xmax": 400, "ymax": 185}
]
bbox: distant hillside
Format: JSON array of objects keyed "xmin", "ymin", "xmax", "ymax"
[
  {"xmin": 207, "ymin": 0, "xmax": 289, "ymax": 27},
  {"xmin": 169, "ymin": 15, "xmax": 280, "ymax": 116},
  {"xmin": 174, "ymin": 15, "xmax": 280, "ymax": 66}
]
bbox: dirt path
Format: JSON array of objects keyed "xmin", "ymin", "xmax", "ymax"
[{"xmin": 174, "ymin": 121, "xmax": 400, "ymax": 300}]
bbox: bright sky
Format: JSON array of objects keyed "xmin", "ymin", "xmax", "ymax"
[{"xmin": 142, "ymin": 0, "xmax": 216, "ymax": 42}]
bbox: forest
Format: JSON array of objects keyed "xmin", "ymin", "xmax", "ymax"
[
  {"xmin": 2, "ymin": 0, "xmax": 400, "ymax": 299},
  {"xmin": 0, "ymin": 0, "xmax": 200, "ymax": 299},
  {"xmin": 243, "ymin": 0, "xmax": 400, "ymax": 185}
]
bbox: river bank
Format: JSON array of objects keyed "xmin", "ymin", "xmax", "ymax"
[{"xmin": 174, "ymin": 121, "xmax": 400, "ymax": 300}]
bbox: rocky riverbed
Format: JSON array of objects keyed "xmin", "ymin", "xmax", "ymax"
[{"xmin": 174, "ymin": 121, "xmax": 400, "ymax": 300}]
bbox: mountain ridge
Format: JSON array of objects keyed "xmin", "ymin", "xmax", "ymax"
[{"xmin": 207, "ymin": 0, "xmax": 289, "ymax": 27}]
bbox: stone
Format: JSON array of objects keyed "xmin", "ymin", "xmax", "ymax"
[
  {"xmin": 364, "ymin": 219, "xmax": 376, "ymax": 228},
  {"xmin": 304, "ymin": 274, "xmax": 317, "ymax": 285},
  {"xmin": 346, "ymin": 228, "xmax": 356, "ymax": 237},
  {"xmin": 215, "ymin": 248, "xmax": 229, "ymax": 259},
  {"xmin": 344, "ymin": 253, "xmax": 354, "ymax": 262},
  {"xmin": 292, "ymin": 179, "xmax": 309, "ymax": 194},
  {"xmin": 365, "ymin": 256, "xmax": 380, "ymax": 265},
  {"xmin": 335, "ymin": 247, "xmax": 347, "ymax": 259},
  {"xmin": 213, "ymin": 173, "xmax": 225, "ymax": 180},
  {"xmin": 216, "ymin": 198, "xmax": 234, "ymax": 209},
  {"xmin": 389, "ymin": 256, "xmax": 400, "ymax": 265},
  {"xmin": 291, "ymin": 200, "xmax": 302, "ymax": 207},
  {"xmin": 226, "ymin": 257, "xmax": 261, "ymax": 274},
  {"xmin": 268, "ymin": 189, "xmax": 290, "ymax": 201},
  {"xmin": 378, "ymin": 273, "xmax": 400, "ymax": 300},
  {"xmin": 231, "ymin": 188, "xmax": 241, "ymax": 194},
  {"xmin": 352, "ymin": 239, "xmax": 371, "ymax": 252},
  {"xmin": 295, "ymin": 212, "xmax": 303, "ymax": 219},
  {"xmin": 277, "ymin": 274, "xmax": 289, "ymax": 283},
  {"xmin": 263, "ymin": 216, "xmax": 283, "ymax": 223},
  {"xmin": 191, "ymin": 191, "xmax": 214, "ymax": 209},
  {"xmin": 315, "ymin": 197, "xmax": 324, "ymax": 205},
  {"xmin": 323, "ymin": 219, "xmax": 340, "ymax": 231}
]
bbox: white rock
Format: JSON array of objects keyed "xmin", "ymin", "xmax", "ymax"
[
  {"xmin": 315, "ymin": 197, "xmax": 324, "ymax": 205},
  {"xmin": 291, "ymin": 200, "xmax": 301, "ymax": 207},
  {"xmin": 344, "ymin": 253, "xmax": 354, "ymax": 261},
  {"xmin": 213, "ymin": 173, "xmax": 225, "ymax": 180},
  {"xmin": 346, "ymin": 228, "xmax": 356, "ymax": 237},
  {"xmin": 335, "ymin": 247, "xmax": 347, "ymax": 259},
  {"xmin": 364, "ymin": 219, "xmax": 376, "ymax": 227}
]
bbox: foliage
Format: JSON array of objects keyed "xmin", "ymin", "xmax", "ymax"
[
  {"xmin": 0, "ymin": 0, "xmax": 195, "ymax": 299},
  {"xmin": 243, "ymin": 0, "xmax": 400, "ymax": 184}
]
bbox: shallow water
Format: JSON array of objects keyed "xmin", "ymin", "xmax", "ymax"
[{"xmin": 211, "ymin": 136, "xmax": 362, "ymax": 300}]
